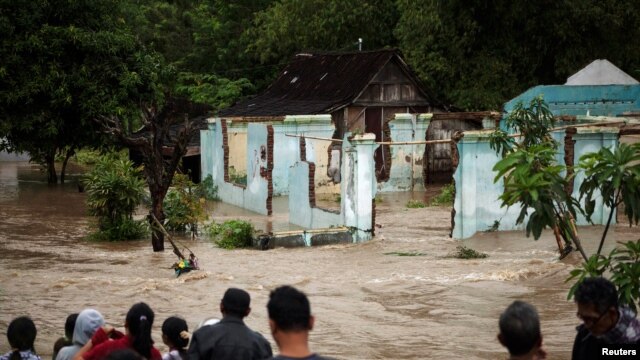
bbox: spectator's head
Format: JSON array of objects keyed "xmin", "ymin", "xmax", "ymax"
[
  {"xmin": 7, "ymin": 316, "xmax": 37, "ymax": 360},
  {"xmin": 220, "ymin": 288, "xmax": 251, "ymax": 318},
  {"xmin": 125, "ymin": 302, "xmax": 155, "ymax": 359},
  {"xmin": 162, "ymin": 316, "xmax": 189, "ymax": 350},
  {"xmin": 574, "ymin": 277, "xmax": 619, "ymax": 335},
  {"xmin": 64, "ymin": 313, "xmax": 79, "ymax": 340},
  {"xmin": 73, "ymin": 309, "xmax": 105, "ymax": 346},
  {"xmin": 498, "ymin": 301, "xmax": 543, "ymax": 357},
  {"xmin": 267, "ymin": 285, "xmax": 314, "ymax": 333}
]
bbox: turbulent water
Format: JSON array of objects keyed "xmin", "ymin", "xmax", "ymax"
[{"xmin": 0, "ymin": 161, "xmax": 637, "ymax": 359}]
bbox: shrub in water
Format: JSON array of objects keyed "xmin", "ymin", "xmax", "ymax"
[
  {"xmin": 406, "ymin": 199, "xmax": 426, "ymax": 208},
  {"xmin": 164, "ymin": 174, "xmax": 208, "ymax": 233},
  {"xmin": 430, "ymin": 183, "xmax": 455, "ymax": 206},
  {"xmin": 206, "ymin": 220, "xmax": 254, "ymax": 249},
  {"xmin": 84, "ymin": 153, "xmax": 147, "ymax": 240}
]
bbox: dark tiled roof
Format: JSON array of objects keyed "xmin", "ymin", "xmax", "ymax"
[{"xmin": 218, "ymin": 49, "xmax": 437, "ymax": 117}]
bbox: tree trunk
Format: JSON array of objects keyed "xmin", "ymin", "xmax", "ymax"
[
  {"xmin": 149, "ymin": 191, "xmax": 165, "ymax": 252},
  {"xmin": 60, "ymin": 147, "xmax": 75, "ymax": 184},
  {"xmin": 46, "ymin": 154, "xmax": 58, "ymax": 184}
]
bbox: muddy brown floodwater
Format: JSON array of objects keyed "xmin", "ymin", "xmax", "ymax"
[{"xmin": 0, "ymin": 161, "xmax": 638, "ymax": 359}]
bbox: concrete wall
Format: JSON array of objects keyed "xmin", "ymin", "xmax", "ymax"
[
  {"xmin": 288, "ymin": 134, "xmax": 379, "ymax": 242},
  {"xmin": 378, "ymin": 113, "xmax": 431, "ymax": 192},
  {"xmin": 504, "ymin": 85, "xmax": 640, "ymax": 118},
  {"xmin": 452, "ymin": 127, "xmax": 619, "ymax": 239},
  {"xmin": 272, "ymin": 115, "xmax": 337, "ymax": 195},
  {"xmin": 201, "ymin": 120, "xmax": 273, "ymax": 215}
]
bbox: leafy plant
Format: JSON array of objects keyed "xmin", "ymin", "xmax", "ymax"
[
  {"xmin": 228, "ymin": 167, "xmax": 247, "ymax": 185},
  {"xmin": 83, "ymin": 153, "xmax": 147, "ymax": 241},
  {"xmin": 194, "ymin": 174, "xmax": 219, "ymax": 201},
  {"xmin": 406, "ymin": 200, "xmax": 426, "ymax": 208},
  {"xmin": 206, "ymin": 220, "xmax": 255, "ymax": 249},
  {"xmin": 485, "ymin": 220, "xmax": 500, "ymax": 232},
  {"xmin": 430, "ymin": 183, "xmax": 455, "ymax": 206},
  {"xmin": 164, "ymin": 174, "xmax": 208, "ymax": 233},
  {"xmin": 87, "ymin": 218, "xmax": 148, "ymax": 242},
  {"xmin": 578, "ymin": 143, "xmax": 640, "ymax": 255},
  {"xmin": 490, "ymin": 97, "xmax": 587, "ymax": 260},
  {"xmin": 566, "ymin": 240, "xmax": 640, "ymax": 312},
  {"xmin": 446, "ymin": 245, "xmax": 488, "ymax": 259}
]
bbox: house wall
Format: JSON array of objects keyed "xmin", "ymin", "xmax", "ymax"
[
  {"xmin": 201, "ymin": 120, "xmax": 273, "ymax": 215},
  {"xmin": 288, "ymin": 134, "xmax": 379, "ymax": 242},
  {"xmin": 451, "ymin": 127, "xmax": 619, "ymax": 239},
  {"xmin": 504, "ymin": 85, "xmax": 640, "ymax": 118},
  {"xmin": 201, "ymin": 115, "xmax": 337, "ymax": 198},
  {"xmin": 378, "ymin": 113, "xmax": 431, "ymax": 192}
]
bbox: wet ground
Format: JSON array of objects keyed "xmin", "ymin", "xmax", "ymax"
[{"xmin": 0, "ymin": 161, "xmax": 638, "ymax": 359}]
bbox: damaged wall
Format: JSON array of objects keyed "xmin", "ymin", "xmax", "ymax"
[
  {"xmin": 378, "ymin": 113, "xmax": 431, "ymax": 192},
  {"xmin": 452, "ymin": 127, "xmax": 619, "ymax": 239},
  {"xmin": 201, "ymin": 120, "xmax": 273, "ymax": 215},
  {"xmin": 289, "ymin": 134, "xmax": 379, "ymax": 242}
]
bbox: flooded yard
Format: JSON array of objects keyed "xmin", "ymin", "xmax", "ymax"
[{"xmin": 0, "ymin": 161, "xmax": 637, "ymax": 359}]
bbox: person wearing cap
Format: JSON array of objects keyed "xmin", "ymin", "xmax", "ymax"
[{"xmin": 187, "ymin": 287, "xmax": 273, "ymax": 360}]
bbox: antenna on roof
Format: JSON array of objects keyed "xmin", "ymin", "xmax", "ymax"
[{"xmin": 358, "ymin": 38, "xmax": 363, "ymax": 51}]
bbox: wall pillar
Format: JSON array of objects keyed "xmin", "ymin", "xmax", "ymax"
[{"xmin": 341, "ymin": 133, "xmax": 379, "ymax": 241}]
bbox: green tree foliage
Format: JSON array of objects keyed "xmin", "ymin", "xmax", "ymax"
[
  {"xmin": 490, "ymin": 97, "xmax": 587, "ymax": 260},
  {"xmin": 0, "ymin": 0, "xmax": 165, "ymax": 183},
  {"xmin": 395, "ymin": 0, "xmax": 640, "ymax": 110},
  {"xmin": 579, "ymin": 143, "xmax": 640, "ymax": 255},
  {"xmin": 566, "ymin": 240, "xmax": 640, "ymax": 312},
  {"xmin": 206, "ymin": 220, "xmax": 255, "ymax": 249},
  {"xmin": 126, "ymin": 0, "xmax": 265, "ymax": 107},
  {"xmin": 163, "ymin": 173, "xmax": 208, "ymax": 233},
  {"xmin": 248, "ymin": 0, "xmax": 398, "ymax": 65},
  {"xmin": 84, "ymin": 153, "xmax": 148, "ymax": 241}
]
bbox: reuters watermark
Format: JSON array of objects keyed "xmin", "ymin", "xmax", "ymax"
[{"xmin": 599, "ymin": 345, "xmax": 638, "ymax": 358}]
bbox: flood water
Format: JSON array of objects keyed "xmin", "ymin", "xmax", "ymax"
[{"xmin": 0, "ymin": 161, "xmax": 638, "ymax": 359}]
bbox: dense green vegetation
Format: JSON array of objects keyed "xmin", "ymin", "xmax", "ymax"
[
  {"xmin": 3, "ymin": 0, "xmax": 640, "ymax": 183},
  {"xmin": 206, "ymin": 220, "xmax": 255, "ymax": 249},
  {"xmin": 83, "ymin": 153, "xmax": 148, "ymax": 241}
]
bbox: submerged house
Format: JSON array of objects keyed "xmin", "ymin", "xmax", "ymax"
[{"xmin": 218, "ymin": 49, "xmax": 448, "ymax": 183}]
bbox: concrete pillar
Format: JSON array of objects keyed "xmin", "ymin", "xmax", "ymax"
[{"xmin": 341, "ymin": 133, "xmax": 379, "ymax": 241}]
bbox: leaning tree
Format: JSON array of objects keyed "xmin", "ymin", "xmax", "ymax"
[{"xmin": 100, "ymin": 98, "xmax": 211, "ymax": 251}]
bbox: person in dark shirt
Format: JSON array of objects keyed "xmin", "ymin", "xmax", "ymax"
[
  {"xmin": 498, "ymin": 301, "xmax": 546, "ymax": 359},
  {"xmin": 188, "ymin": 287, "xmax": 272, "ymax": 360},
  {"xmin": 572, "ymin": 277, "xmax": 640, "ymax": 360},
  {"xmin": 267, "ymin": 286, "xmax": 335, "ymax": 360}
]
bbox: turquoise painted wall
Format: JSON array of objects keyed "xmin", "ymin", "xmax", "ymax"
[
  {"xmin": 378, "ymin": 114, "xmax": 431, "ymax": 192},
  {"xmin": 452, "ymin": 128, "xmax": 619, "ymax": 239},
  {"xmin": 504, "ymin": 85, "xmax": 640, "ymax": 117}
]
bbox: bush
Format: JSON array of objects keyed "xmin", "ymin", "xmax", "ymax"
[
  {"xmin": 430, "ymin": 183, "xmax": 455, "ymax": 206},
  {"xmin": 194, "ymin": 174, "xmax": 218, "ymax": 200},
  {"xmin": 84, "ymin": 153, "xmax": 146, "ymax": 240},
  {"xmin": 164, "ymin": 174, "xmax": 208, "ymax": 232},
  {"xmin": 406, "ymin": 199, "xmax": 426, "ymax": 208},
  {"xmin": 87, "ymin": 218, "xmax": 148, "ymax": 241},
  {"xmin": 446, "ymin": 245, "xmax": 488, "ymax": 259},
  {"xmin": 206, "ymin": 220, "xmax": 255, "ymax": 249}
]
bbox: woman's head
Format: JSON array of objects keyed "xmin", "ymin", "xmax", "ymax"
[
  {"xmin": 7, "ymin": 316, "xmax": 37, "ymax": 351},
  {"xmin": 161, "ymin": 317, "xmax": 189, "ymax": 350},
  {"xmin": 125, "ymin": 303, "xmax": 154, "ymax": 359}
]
